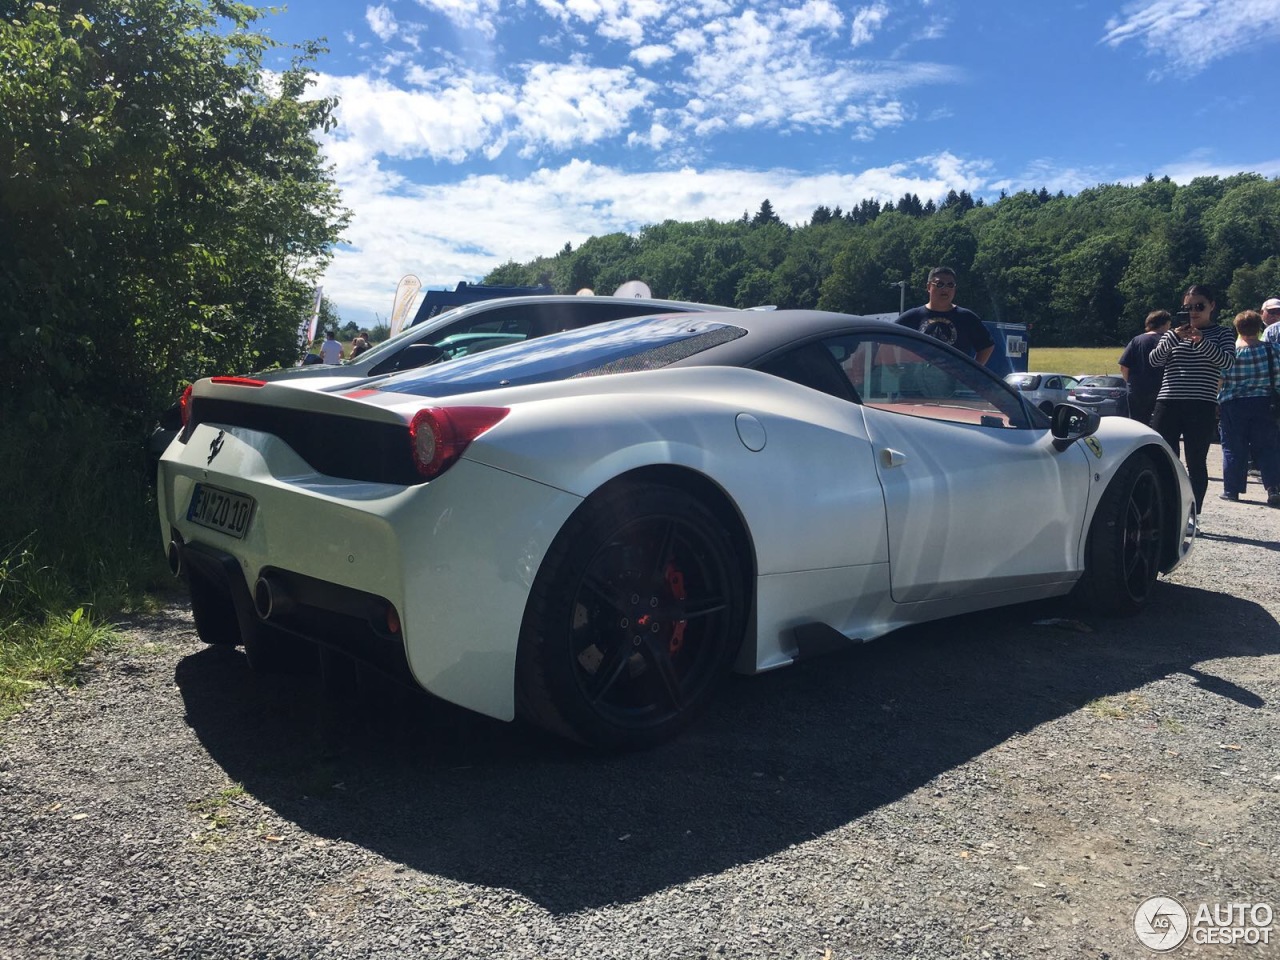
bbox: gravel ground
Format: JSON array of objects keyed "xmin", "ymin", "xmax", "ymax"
[{"xmin": 2, "ymin": 446, "xmax": 1278, "ymax": 960}]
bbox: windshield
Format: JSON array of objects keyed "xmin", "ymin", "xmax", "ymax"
[{"xmin": 376, "ymin": 315, "xmax": 744, "ymax": 398}]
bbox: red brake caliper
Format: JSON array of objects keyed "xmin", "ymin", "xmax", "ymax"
[{"xmin": 665, "ymin": 561, "xmax": 687, "ymax": 655}]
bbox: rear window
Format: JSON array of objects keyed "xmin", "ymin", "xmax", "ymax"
[
  {"xmin": 1080, "ymin": 376, "xmax": 1125, "ymax": 387},
  {"xmin": 1006, "ymin": 374, "xmax": 1041, "ymax": 389},
  {"xmin": 374, "ymin": 316, "xmax": 745, "ymax": 398}
]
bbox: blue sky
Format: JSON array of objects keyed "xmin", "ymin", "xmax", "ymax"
[{"xmin": 256, "ymin": 0, "xmax": 1280, "ymax": 325}]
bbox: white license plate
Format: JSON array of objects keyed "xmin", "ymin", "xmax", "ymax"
[{"xmin": 187, "ymin": 484, "xmax": 255, "ymax": 539}]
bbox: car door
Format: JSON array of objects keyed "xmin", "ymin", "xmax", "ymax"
[{"xmin": 840, "ymin": 333, "xmax": 1092, "ymax": 604}]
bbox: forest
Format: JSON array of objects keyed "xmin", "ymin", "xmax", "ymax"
[{"xmin": 483, "ymin": 176, "xmax": 1280, "ymax": 347}]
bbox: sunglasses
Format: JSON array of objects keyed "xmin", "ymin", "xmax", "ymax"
[
  {"xmin": 1183, "ymin": 302, "xmax": 1209, "ymax": 312},
  {"xmin": 930, "ymin": 280, "xmax": 956, "ymax": 289}
]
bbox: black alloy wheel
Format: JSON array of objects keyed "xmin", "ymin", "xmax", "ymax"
[
  {"xmin": 518, "ymin": 483, "xmax": 746, "ymax": 749},
  {"xmin": 1074, "ymin": 452, "xmax": 1165, "ymax": 616}
]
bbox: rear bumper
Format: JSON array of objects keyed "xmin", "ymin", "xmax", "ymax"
[
  {"xmin": 158, "ymin": 421, "xmax": 583, "ymax": 721},
  {"xmin": 172, "ymin": 533, "xmax": 415, "ymax": 684}
]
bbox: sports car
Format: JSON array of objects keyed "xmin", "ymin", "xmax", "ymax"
[{"xmin": 158, "ymin": 311, "xmax": 1197, "ymax": 749}]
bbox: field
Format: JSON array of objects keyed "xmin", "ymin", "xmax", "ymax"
[{"xmin": 1027, "ymin": 346, "xmax": 1120, "ymax": 376}]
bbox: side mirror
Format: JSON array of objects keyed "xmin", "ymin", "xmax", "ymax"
[{"xmin": 1050, "ymin": 403, "xmax": 1101, "ymax": 451}]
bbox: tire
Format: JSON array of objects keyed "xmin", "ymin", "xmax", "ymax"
[
  {"xmin": 517, "ymin": 483, "xmax": 747, "ymax": 750},
  {"xmin": 1039, "ymin": 400, "xmax": 1055, "ymax": 415},
  {"xmin": 1073, "ymin": 452, "xmax": 1165, "ymax": 616},
  {"xmin": 188, "ymin": 572, "xmax": 240, "ymax": 646}
]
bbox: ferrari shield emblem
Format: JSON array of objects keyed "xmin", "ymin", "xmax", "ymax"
[{"xmin": 1084, "ymin": 436, "xmax": 1103, "ymax": 459}]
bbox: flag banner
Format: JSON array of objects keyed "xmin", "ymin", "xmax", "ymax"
[
  {"xmin": 296, "ymin": 285, "xmax": 323, "ymax": 364},
  {"xmin": 389, "ymin": 275, "xmax": 422, "ymax": 337}
]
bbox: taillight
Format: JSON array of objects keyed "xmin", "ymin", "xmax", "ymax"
[
  {"xmin": 408, "ymin": 406, "xmax": 509, "ymax": 480},
  {"xmin": 209, "ymin": 376, "xmax": 267, "ymax": 387},
  {"xmin": 179, "ymin": 384, "xmax": 194, "ymax": 427}
]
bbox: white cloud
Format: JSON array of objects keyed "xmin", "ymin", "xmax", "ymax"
[
  {"xmin": 318, "ymin": 153, "xmax": 995, "ymax": 319},
  {"xmin": 366, "ymin": 5, "xmax": 398, "ymax": 41},
  {"xmin": 626, "ymin": 121, "xmax": 673, "ymax": 149},
  {"xmin": 630, "ymin": 43, "xmax": 675, "ymax": 65},
  {"xmin": 413, "ymin": 0, "xmax": 502, "ymax": 37},
  {"xmin": 1101, "ymin": 0, "xmax": 1280, "ymax": 73},
  {"xmin": 535, "ymin": 0, "xmax": 672, "ymax": 45},
  {"xmin": 783, "ymin": 0, "xmax": 844, "ymax": 33},
  {"xmin": 514, "ymin": 62, "xmax": 656, "ymax": 154},
  {"xmin": 313, "ymin": 72, "xmax": 517, "ymax": 165},
  {"xmin": 849, "ymin": 3, "xmax": 888, "ymax": 47},
  {"xmin": 673, "ymin": 9, "xmax": 957, "ymax": 134}
]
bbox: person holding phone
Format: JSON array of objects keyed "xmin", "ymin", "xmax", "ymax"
[{"xmin": 1149, "ymin": 283, "xmax": 1236, "ymax": 512}]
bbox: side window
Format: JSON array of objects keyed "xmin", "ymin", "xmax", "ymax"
[
  {"xmin": 428, "ymin": 308, "xmax": 534, "ymax": 358},
  {"xmin": 756, "ymin": 342, "xmax": 857, "ymax": 401},
  {"xmin": 837, "ymin": 333, "xmax": 1031, "ymax": 429},
  {"xmin": 1045, "ymin": 377, "xmax": 1060, "ymax": 390}
]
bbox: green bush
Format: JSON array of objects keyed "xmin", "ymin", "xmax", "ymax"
[{"xmin": 0, "ymin": 408, "xmax": 166, "ymax": 714}]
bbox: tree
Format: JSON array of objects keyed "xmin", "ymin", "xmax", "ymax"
[
  {"xmin": 810, "ymin": 205, "xmax": 833, "ymax": 226},
  {"xmin": 0, "ymin": 0, "xmax": 349, "ymax": 425},
  {"xmin": 751, "ymin": 199, "xmax": 781, "ymax": 227}
]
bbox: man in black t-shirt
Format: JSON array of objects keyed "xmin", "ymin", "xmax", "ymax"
[
  {"xmin": 1117, "ymin": 309, "xmax": 1171, "ymax": 425},
  {"xmin": 895, "ymin": 266, "xmax": 994, "ymax": 366}
]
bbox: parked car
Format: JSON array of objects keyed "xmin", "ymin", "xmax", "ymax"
[
  {"xmin": 148, "ymin": 294, "xmax": 734, "ymax": 461},
  {"xmin": 1069, "ymin": 375, "xmax": 1130, "ymax": 417},
  {"xmin": 1005, "ymin": 371, "xmax": 1082, "ymax": 414},
  {"xmin": 159, "ymin": 311, "xmax": 1196, "ymax": 749}
]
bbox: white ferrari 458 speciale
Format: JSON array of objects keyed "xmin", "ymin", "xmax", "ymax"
[{"xmin": 158, "ymin": 311, "xmax": 1196, "ymax": 748}]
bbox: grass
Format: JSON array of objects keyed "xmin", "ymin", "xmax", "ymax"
[
  {"xmin": 0, "ymin": 408, "xmax": 169, "ymax": 719},
  {"xmin": 1028, "ymin": 347, "xmax": 1122, "ymax": 377}
]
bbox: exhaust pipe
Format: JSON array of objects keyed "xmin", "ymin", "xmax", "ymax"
[
  {"xmin": 167, "ymin": 540, "xmax": 183, "ymax": 578},
  {"xmin": 254, "ymin": 575, "xmax": 295, "ymax": 620}
]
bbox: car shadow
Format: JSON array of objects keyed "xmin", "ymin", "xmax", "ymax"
[{"xmin": 174, "ymin": 581, "xmax": 1278, "ymax": 915}]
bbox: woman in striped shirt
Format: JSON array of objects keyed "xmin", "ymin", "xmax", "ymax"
[
  {"xmin": 1149, "ymin": 284, "xmax": 1236, "ymax": 512},
  {"xmin": 1217, "ymin": 310, "xmax": 1280, "ymax": 505}
]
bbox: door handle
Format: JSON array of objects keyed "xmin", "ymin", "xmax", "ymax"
[{"xmin": 880, "ymin": 448, "xmax": 907, "ymax": 468}]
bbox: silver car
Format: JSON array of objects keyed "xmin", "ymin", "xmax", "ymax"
[
  {"xmin": 1068, "ymin": 375, "xmax": 1130, "ymax": 417},
  {"xmin": 1005, "ymin": 371, "xmax": 1082, "ymax": 415}
]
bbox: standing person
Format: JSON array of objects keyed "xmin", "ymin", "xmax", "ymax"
[
  {"xmin": 1149, "ymin": 284, "xmax": 1236, "ymax": 512},
  {"xmin": 896, "ymin": 267, "xmax": 995, "ymax": 366},
  {"xmin": 1262, "ymin": 297, "xmax": 1280, "ymax": 344},
  {"xmin": 1118, "ymin": 309, "xmax": 1171, "ymax": 425},
  {"xmin": 349, "ymin": 332, "xmax": 371, "ymax": 358},
  {"xmin": 1217, "ymin": 310, "xmax": 1280, "ymax": 505},
  {"xmin": 320, "ymin": 329, "xmax": 344, "ymax": 364}
]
